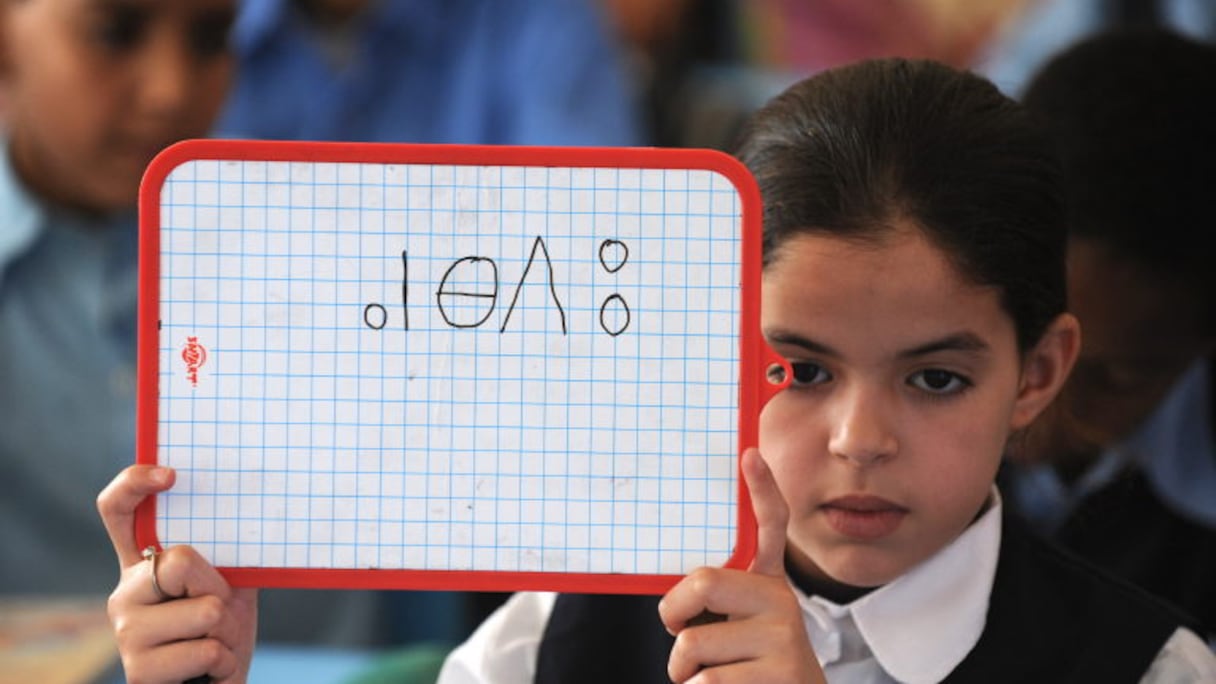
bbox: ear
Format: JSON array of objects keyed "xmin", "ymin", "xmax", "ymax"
[{"xmin": 1009, "ymin": 313, "xmax": 1081, "ymax": 431}]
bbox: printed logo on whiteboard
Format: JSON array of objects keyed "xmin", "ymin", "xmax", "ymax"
[{"xmin": 182, "ymin": 336, "xmax": 208, "ymax": 387}]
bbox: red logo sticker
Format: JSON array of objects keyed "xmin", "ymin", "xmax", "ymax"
[{"xmin": 182, "ymin": 336, "xmax": 208, "ymax": 387}]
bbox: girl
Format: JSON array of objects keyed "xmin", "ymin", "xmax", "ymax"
[{"xmin": 98, "ymin": 58, "xmax": 1215, "ymax": 682}]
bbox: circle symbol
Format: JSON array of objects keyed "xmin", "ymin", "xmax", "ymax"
[
  {"xmin": 598, "ymin": 239, "xmax": 629, "ymax": 273},
  {"xmin": 599, "ymin": 294, "xmax": 631, "ymax": 337}
]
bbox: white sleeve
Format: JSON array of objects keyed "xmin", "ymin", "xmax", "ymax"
[
  {"xmin": 437, "ymin": 591, "xmax": 559, "ymax": 684},
  {"xmin": 1138, "ymin": 627, "xmax": 1216, "ymax": 684}
]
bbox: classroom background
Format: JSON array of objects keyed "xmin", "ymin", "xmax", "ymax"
[{"xmin": 2, "ymin": 0, "xmax": 1213, "ymax": 682}]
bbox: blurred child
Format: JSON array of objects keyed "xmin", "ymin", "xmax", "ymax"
[
  {"xmin": 1004, "ymin": 28, "xmax": 1216, "ymax": 639},
  {"xmin": 0, "ymin": 0, "xmax": 383, "ymax": 649},
  {"xmin": 97, "ymin": 57, "xmax": 1216, "ymax": 682},
  {"xmin": 0, "ymin": 0, "xmax": 234, "ymax": 592}
]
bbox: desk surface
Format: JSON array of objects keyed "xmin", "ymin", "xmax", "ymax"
[
  {"xmin": 1, "ymin": 596, "xmax": 385, "ymax": 684},
  {"xmin": 0, "ymin": 596, "xmax": 116, "ymax": 684}
]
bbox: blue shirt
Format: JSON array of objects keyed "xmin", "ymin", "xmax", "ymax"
[
  {"xmin": 975, "ymin": 0, "xmax": 1216, "ymax": 96},
  {"xmin": 215, "ymin": 0, "xmax": 643, "ymax": 146},
  {"xmin": 0, "ymin": 142, "xmax": 139, "ymax": 594}
]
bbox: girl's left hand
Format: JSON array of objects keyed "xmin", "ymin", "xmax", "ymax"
[{"xmin": 659, "ymin": 448, "xmax": 826, "ymax": 684}]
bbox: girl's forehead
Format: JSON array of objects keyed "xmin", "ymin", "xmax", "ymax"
[
  {"xmin": 766, "ymin": 226, "xmax": 957, "ymax": 282},
  {"xmin": 760, "ymin": 229, "xmax": 1016, "ymax": 356}
]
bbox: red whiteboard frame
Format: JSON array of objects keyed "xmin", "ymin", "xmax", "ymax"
[{"xmin": 135, "ymin": 139, "xmax": 785, "ymax": 594}]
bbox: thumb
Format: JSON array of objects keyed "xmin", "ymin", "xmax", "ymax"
[
  {"xmin": 742, "ymin": 447, "xmax": 789, "ymax": 577},
  {"xmin": 97, "ymin": 465, "xmax": 176, "ymax": 567}
]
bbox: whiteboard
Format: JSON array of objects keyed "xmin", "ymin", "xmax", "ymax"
[{"xmin": 135, "ymin": 140, "xmax": 775, "ymax": 594}]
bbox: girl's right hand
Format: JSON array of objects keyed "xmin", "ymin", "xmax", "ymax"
[{"xmin": 98, "ymin": 465, "xmax": 258, "ymax": 684}]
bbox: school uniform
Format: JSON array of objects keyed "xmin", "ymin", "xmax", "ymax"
[
  {"xmin": 1002, "ymin": 358, "xmax": 1216, "ymax": 639},
  {"xmin": 437, "ymin": 491, "xmax": 1216, "ymax": 683}
]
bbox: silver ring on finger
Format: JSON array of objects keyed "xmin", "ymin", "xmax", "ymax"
[{"xmin": 141, "ymin": 545, "xmax": 176, "ymax": 602}]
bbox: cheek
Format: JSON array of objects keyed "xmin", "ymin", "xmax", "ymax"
[
  {"xmin": 757, "ymin": 394, "xmax": 824, "ymax": 497},
  {"xmin": 13, "ymin": 71, "xmax": 115, "ymax": 163},
  {"xmin": 910, "ymin": 407, "xmax": 1007, "ymax": 504},
  {"xmin": 758, "ymin": 394, "xmax": 817, "ymax": 458}
]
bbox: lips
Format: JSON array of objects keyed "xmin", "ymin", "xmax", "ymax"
[{"xmin": 820, "ymin": 495, "xmax": 908, "ymax": 540}]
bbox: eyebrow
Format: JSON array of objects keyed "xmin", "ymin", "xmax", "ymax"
[{"xmin": 764, "ymin": 329, "xmax": 991, "ymax": 359}]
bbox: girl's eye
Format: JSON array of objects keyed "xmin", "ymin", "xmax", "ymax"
[
  {"xmin": 908, "ymin": 369, "xmax": 970, "ymax": 395},
  {"xmin": 789, "ymin": 362, "xmax": 831, "ymax": 387}
]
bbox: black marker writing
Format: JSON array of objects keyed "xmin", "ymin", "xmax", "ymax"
[
  {"xmin": 599, "ymin": 239, "xmax": 628, "ymax": 273},
  {"xmin": 363, "ymin": 303, "xmax": 387, "ymax": 330},
  {"xmin": 362, "ymin": 237, "xmax": 633, "ymax": 337},
  {"xmin": 598, "ymin": 239, "xmax": 631, "ymax": 336},
  {"xmin": 599, "ymin": 294, "xmax": 631, "ymax": 337},
  {"xmin": 362, "ymin": 250, "xmax": 408, "ymax": 330},
  {"xmin": 498, "ymin": 236, "xmax": 567, "ymax": 335},
  {"xmin": 436, "ymin": 256, "xmax": 499, "ymax": 328},
  {"xmin": 401, "ymin": 250, "xmax": 409, "ymax": 330}
]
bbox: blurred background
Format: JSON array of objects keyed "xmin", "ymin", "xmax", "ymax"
[
  {"xmin": 611, "ymin": 0, "xmax": 1215, "ymax": 148},
  {"xmin": 2, "ymin": 0, "xmax": 1213, "ymax": 682}
]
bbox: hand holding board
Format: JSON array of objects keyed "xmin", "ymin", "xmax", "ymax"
[{"xmin": 135, "ymin": 141, "xmax": 784, "ymax": 593}]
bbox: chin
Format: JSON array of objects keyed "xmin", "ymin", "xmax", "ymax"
[
  {"xmin": 94, "ymin": 183, "xmax": 140, "ymax": 213},
  {"xmin": 68, "ymin": 193, "xmax": 136, "ymax": 217},
  {"xmin": 809, "ymin": 543, "xmax": 909, "ymax": 589}
]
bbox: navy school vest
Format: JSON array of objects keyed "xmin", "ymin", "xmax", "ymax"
[
  {"xmin": 535, "ymin": 517, "xmax": 1192, "ymax": 683},
  {"xmin": 1043, "ymin": 466, "xmax": 1216, "ymax": 641}
]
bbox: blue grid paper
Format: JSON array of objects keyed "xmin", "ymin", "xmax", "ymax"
[{"xmin": 157, "ymin": 158, "xmax": 743, "ymax": 577}]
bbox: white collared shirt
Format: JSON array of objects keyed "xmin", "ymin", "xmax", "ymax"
[
  {"xmin": 439, "ymin": 492, "xmax": 1216, "ymax": 683},
  {"xmin": 796, "ymin": 491, "xmax": 1001, "ymax": 683}
]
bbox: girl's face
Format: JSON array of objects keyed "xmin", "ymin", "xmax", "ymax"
[
  {"xmin": 759, "ymin": 225, "xmax": 1062, "ymax": 588},
  {"xmin": 1, "ymin": 0, "xmax": 235, "ymax": 214}
]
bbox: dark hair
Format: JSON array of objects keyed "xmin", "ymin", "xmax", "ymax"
[
  {"xmin": 736, "ymin": 58, "xmax": 1066, "ymax": 352},
  {"xmin": 1022, "ymin": 28, "xmax": 1216, "ymax": 299}
]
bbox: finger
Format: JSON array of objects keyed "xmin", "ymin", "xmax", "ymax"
[
  {"xmin": 681, "ymin": 661, "xmax": 766, "ymax": 684},
  {"xmin": 668, "ymin": 618, "xmax": 755, "ymax": 682},
  {"xmin": 119, "ymin": 637, "xmax": 239, "ymax": 684},
  {"xmin": 659, "ymin": 567, "xmax": 786, "ymax": 632},
  {"xmin": 742, "ymin": 448, "xmax": 788, "ymax": 577},
  {"xmin": 97, "ymin": 465, "xmax": 175, "ymax": 566},
  {"xmin": 113, "ymin": 546, "xmax": 233, "ymax": 607},
  {"xmin": 111, "ymin": 595, "xmax": 230, "ymax": 651},
  {"xmin": 150, "ymin": 549, "xmax": 258, "ymax": 654}
]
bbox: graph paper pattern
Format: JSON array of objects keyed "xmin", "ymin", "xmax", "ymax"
[{"xmin": 156, "ymin": 159, "xmax": 742, "ymax": 577}]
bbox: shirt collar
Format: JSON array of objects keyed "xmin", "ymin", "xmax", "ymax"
[
  {"xmin": 1125, "ymin": 358, "xmax": 1216, "ymax": 526},
  {"xmin": 794, "ymin": 489, "xmax": 1002, "ymax": 683},
  {"xmin": 0, "ymin": 141, "xmax": 45, "ymax": 279}
]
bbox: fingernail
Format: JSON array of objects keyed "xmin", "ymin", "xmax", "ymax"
[{"xmin": 150, "ymin": 467, "xmax": 171, "ymax": 485}]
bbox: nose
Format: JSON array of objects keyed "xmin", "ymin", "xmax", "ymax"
[
  {"xmin": 134, "ymin": 33, "xmax": 194, "ymax": 116},
  {"xmin": 827, "ymin": 385, "xmax": 898, "ymax": 467}
]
